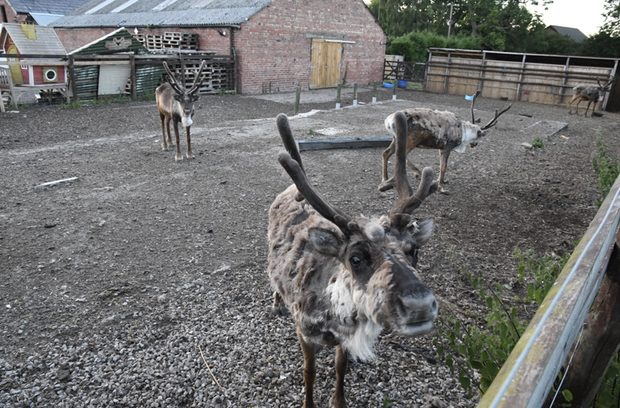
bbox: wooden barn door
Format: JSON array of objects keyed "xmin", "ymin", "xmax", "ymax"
[{"xmin": 310, "ymin": 39, "xmax": 342, "ymax": 89}]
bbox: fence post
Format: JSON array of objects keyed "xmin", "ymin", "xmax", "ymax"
[
  {"xmin": 392, "ymin": 81, "xmax": 397, "ymax": 100},
  {"xmin": 546, "ymin": 241, "xmax": 620, "ymax": 408},
  {"xmin": 372, "ymin": 81, "xmax": 377, "ymax": 103},
  {"xmin": 130, "ymin": 54, "xmax": 137, "ymax": 101},
  {"xmin": 353, "ymin": 83, "xmax": 358, "ymax": 106},
  {"xmin": 336, "ymin": 83, "xmax": 342, "ymax": 109},
  {"xmin": 294, "ymin": 85, "xmax": 301, "ymax": 115},
  {"xmin": 68, "ymin": 55, "xmax": 77, "ymax": 103}
]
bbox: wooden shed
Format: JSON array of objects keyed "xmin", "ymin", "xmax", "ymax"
[
  {"xmin": 50, "ymin": 0, "xmax": 387, "ymax": 95},
  {"xmin": 68, "ymin": 27, "xmax": 162, "ymax": 100},
  {"xmin": 0, "ymin": 23, "xmax": 66, "ymax": 87},
  {"xmin": 426, "ymin": 48, "xmax": 620, "ymax": 111}
]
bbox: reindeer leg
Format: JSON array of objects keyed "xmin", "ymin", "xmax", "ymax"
[
  {"xmin": 329, "ymin": 345, "xmax": 348, "ymax": 408},
  {"xmin": 297, "ymin": 329, "xmax": 317, "ymax": 408},
  {"xmin": 185, "ymin": 126, "xmax": 194, "ymax": 159},
  {"xmin": 271, "ymin": 292, "xmax": 289, "ymax": 316},
  {"xmin": 165, "ymin": 117, "xmax": 174, "ymax": 148},
  {"xmin": 584, "ymin": 101, "xmax": 592, "ymax": 118},
  {"xmin": 406, "ymin": 157, "xmax": 422, "ymax": 178},
  {"xmin": 381, "ymin": 140, "xmax": 395, "ymax": 182},
  {"xmin": 160, "ymin": 113, "xmax": 169, "ymax": 150},
  {"xmin": 438, "ymin": 149, "xmax": 451, "ymax": 194},
  {"xmin": 173, "ymin": 120, "xmax": 182, "ymax": 161}
]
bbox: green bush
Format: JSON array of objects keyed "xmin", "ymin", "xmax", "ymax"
[
  {"xmin": 387, "ymin": 31, "xmax": 483, "ymax": 62},
  {"xmin": 434, "ymin": 249, "xmax": 568, "ymax": 396}
]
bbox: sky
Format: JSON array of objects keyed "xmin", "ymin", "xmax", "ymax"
[{"xmin": 527, "ymin": 0, "xmax": 608, "ymax": 36}]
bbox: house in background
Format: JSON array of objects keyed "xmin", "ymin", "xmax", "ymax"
[
  {"xmin": 546, "ymin": 25, "xmax": 588, "ymax": 42},
  {"xmin": 0, "ymin": 23, "xmax": 67, "ymax": 87},
  {"xmin": 0, "ymin": 0, "xmax": 91, "ymax": 25},
  {"xmin": 50, "ymin": 0, "xmax": 387, "ymax": 95}
]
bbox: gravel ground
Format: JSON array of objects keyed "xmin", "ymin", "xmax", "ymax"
[{"xmin": 1, "ymin": 86, "xmax": 619, "ymax": 408}]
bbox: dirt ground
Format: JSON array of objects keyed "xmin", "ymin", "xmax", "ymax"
[{"xmin": 1, "ymin": 86, "xmax": 619, "ymax": 407}]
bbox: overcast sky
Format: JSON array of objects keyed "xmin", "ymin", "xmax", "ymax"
[{"xmin": 527, "ymin": 0, "xmax": 608, "ymax": 36}]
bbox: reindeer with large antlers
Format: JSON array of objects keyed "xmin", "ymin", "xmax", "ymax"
[
  {"xmin": 381, "ymin": 91, "xmax": 511, "ymax": 194},
  {"xmin": 155, "ymin": 60, "xmax": 207, "ymax": 161},
  {"xmin": 268, "ymin": 112, "xmax": 438, "ymax": 408},
  {"xmin": 567, "ymin": 78, "xmax": 614, "ymax": 118}
]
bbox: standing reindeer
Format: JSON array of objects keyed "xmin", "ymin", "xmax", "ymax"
[
  {"xmin": 156, "ymin": 60, "xmax": 207, "ymax": 161},
  {"xmin": 381, "ymin": 91, "xmax": 511, "ymax": 194},
  {"xmin": 567, "ymin": 78, "xmax": 614, "ymax": 117},
  {"xmin": 268, "ymin": 112, "xmax": 439, "ymax": 408}
]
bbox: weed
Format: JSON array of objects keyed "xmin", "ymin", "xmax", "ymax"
[
  {"xmin": 592, "ymin": 135, "xmax": 620, "ymax": 207},
  {"xmin": 434, "ymin": 249, "xmax": 568, "ymax": 396},
  {"xmin": 532, "ymin": 137, "xmax": 544, "ymax": 148},
  {"xmin": 308, "ymin": 128, "xmax": 314, "ymax": 135}
]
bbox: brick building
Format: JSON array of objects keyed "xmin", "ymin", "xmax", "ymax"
[{"xmin": 50, "ymin": 0, "xmax": 386, "ymax": 95}]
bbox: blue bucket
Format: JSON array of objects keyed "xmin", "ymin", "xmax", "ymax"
[
  {"xmin": 397, "ymin": 80, "xmax": 407, "ymax": 88},
  {"xmin": 383, "ymin": 82, "xmax": 394, "ymax": 88}
]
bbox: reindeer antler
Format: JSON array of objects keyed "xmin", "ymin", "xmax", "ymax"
[
  {"xmin": 276, "ymin": 114, "xmax": 352, "ymax": 233},
  {"xmin": 481, "ymin": 103, "xmax": 512, "ymax": 130},
  {"xmin": 162, "ymin": 61, "xmax": 185, "ymax": 95},
  {"xmin": 188, "ymin": 60, "xmax": 208, "ymax": 95},
  {"xmin": 470, "ymin": 90, "xmax": 481, "ymax": 123},
  {"xmin": 387, "ymin": 112, "xmax": 437, "ymax": 228}
]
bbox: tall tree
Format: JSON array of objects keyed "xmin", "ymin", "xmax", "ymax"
[{"xmin": 602, "ymin": 0, "xmax": 620, "ymax": 37}]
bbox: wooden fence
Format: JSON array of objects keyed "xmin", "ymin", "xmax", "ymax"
[
  {"xmin": 477, "ymin": 175, "xmax": 620, "ymax": 407},
  {"xmin": 425, "ymin": 48, "xmax": 619, "ymax": 109},
  {"xmin": 0, "ymin": 53, "xmax": 236, "ymax": 105}
]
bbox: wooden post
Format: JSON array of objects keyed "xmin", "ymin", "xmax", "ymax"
[
  {"xmin": 336, "ymin": 83, "xmax": 342, "ymax": 109},
  {"xmin": 295, "ymin": 85, "xmax": 301, "ymax": 115},
  {"xmin": 372, "ymin": 81, "xmax": 377, "ymax": 103},
  {"xmin": 130, "ymin": 54, "xmax": 137, "ymax": 101},
  {"xmin": 69, "ymin": 55, "xmax": 77, "ymax": 103},
  {"xmin": 547, "ymin": 241, "xmax": 620, "ymax": 408},
  {"xmin": 392, "ymin": 80, "xmax": 397, "ymax": 100},
  {"xmin": 353, "ymin": 83, "xmax": 358, "ymax": 106}
]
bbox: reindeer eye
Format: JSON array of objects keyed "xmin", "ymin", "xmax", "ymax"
[{"xmin": 350, "ymin": 256, "xmax": 362, "ymax": 266}]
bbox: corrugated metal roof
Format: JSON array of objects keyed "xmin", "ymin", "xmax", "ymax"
[
  {"xmin": 51, "ymin": 0, "xmax": 274, "ymax": 28},
  {"xmin": 8, "ymin": 0, "xmax": 93, "ymax": 16},
  {"xmin": 2, "ymin": 23, "xmax": 67, "ymax": 55}
]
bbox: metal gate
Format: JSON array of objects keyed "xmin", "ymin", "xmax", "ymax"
[{"xmin": 310, "ymin": 39, "xmax": 342, "ymax": 89}]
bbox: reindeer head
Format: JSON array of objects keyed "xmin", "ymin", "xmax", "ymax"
[
  {"xmin": 162, "ymin": 60, "xmax": 207, "ymax": 127},
  {"xmin": 466, "ymin": 90, "xmax": 512, "ymax": 148},
  {"xmin": 275, "ymin": 113, "xmax": 438, "ymax": 354}
]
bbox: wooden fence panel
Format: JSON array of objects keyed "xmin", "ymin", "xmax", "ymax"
[{"xmin": 477, "ymin": 175, "xmax": 620, "ymax": 408}]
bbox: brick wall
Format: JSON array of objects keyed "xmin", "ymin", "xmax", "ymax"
[{"xmin": 234, "ymin": 0, "xmax": 386, "ymax": 94}]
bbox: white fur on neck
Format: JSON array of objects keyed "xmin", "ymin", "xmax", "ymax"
[
  {"xmin": 326, "ymin": 272, "xmax": 383, "ymax": 361},
  {"xmin": 455, "ymin": 124, "xmax": 479, "ymax": 153}
]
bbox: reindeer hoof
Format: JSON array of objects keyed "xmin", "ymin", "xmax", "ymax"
[
  {"xmin": 186, "ymin": 154, "xmax": 195, "ymax": 160},
  {"xmin": 378, "ymin": 180, "xmax": 394, "ymax": 192},
  {"xmin": 271, "ymin": 305, "xmax": 289, "ymax": 317},
  {"xmin": 174, "ymin": 155, "xmax": 183, "ymax": 162}
]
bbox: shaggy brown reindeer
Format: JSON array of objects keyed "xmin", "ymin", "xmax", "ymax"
[
  {"xmin": 381, "ymin": 91, "xmax": 511, "ymax": 194},
  {"xmin": 268, "ymin": 112, "xmax": 438, "ymax": 408},
  {"xmin": 155, "ymin": 60, "xmax": 207, "ymax": 161},
  {"xmin": 567, "ymin": 78, "xmax": 614, "ymax": 118}
]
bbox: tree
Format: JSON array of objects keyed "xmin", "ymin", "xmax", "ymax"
[{"xmin": 602, "ymin": 0, "xmax": 620, "ymax": 37}]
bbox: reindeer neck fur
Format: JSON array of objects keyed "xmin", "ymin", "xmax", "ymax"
[{"xmin": 268, "ymin": 185, "xmax": 407, "ymax": 361}]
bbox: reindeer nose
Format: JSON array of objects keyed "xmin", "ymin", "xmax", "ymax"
[{"xmin": 398, "ymin": 292, "xmax": 438, "ymax": 320}]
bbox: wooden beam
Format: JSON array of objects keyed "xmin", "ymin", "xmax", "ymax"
[{"xmin": 297, "ymin": 136, "xmax": 392, "ymax": 151}]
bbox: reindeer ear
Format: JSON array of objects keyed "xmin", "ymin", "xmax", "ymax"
[{"xmin": 308, "ymin": 227, "xmax": 343, "ymax": 257}]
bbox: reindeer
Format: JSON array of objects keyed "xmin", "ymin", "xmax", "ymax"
[
  {"xmin": 155, "ymin": 60, "xmax": 207, "ymax": 161},
  {"xmin": 268, "ymin": 112, "xmax": 439, "ymax": 408},
  {"xmin": 567, "ymin": 78, "xmax": 614, "ymax": 118},
  {"xmin": 381, "ymin": 91, "xmax": 511, "ymax": 194}
]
